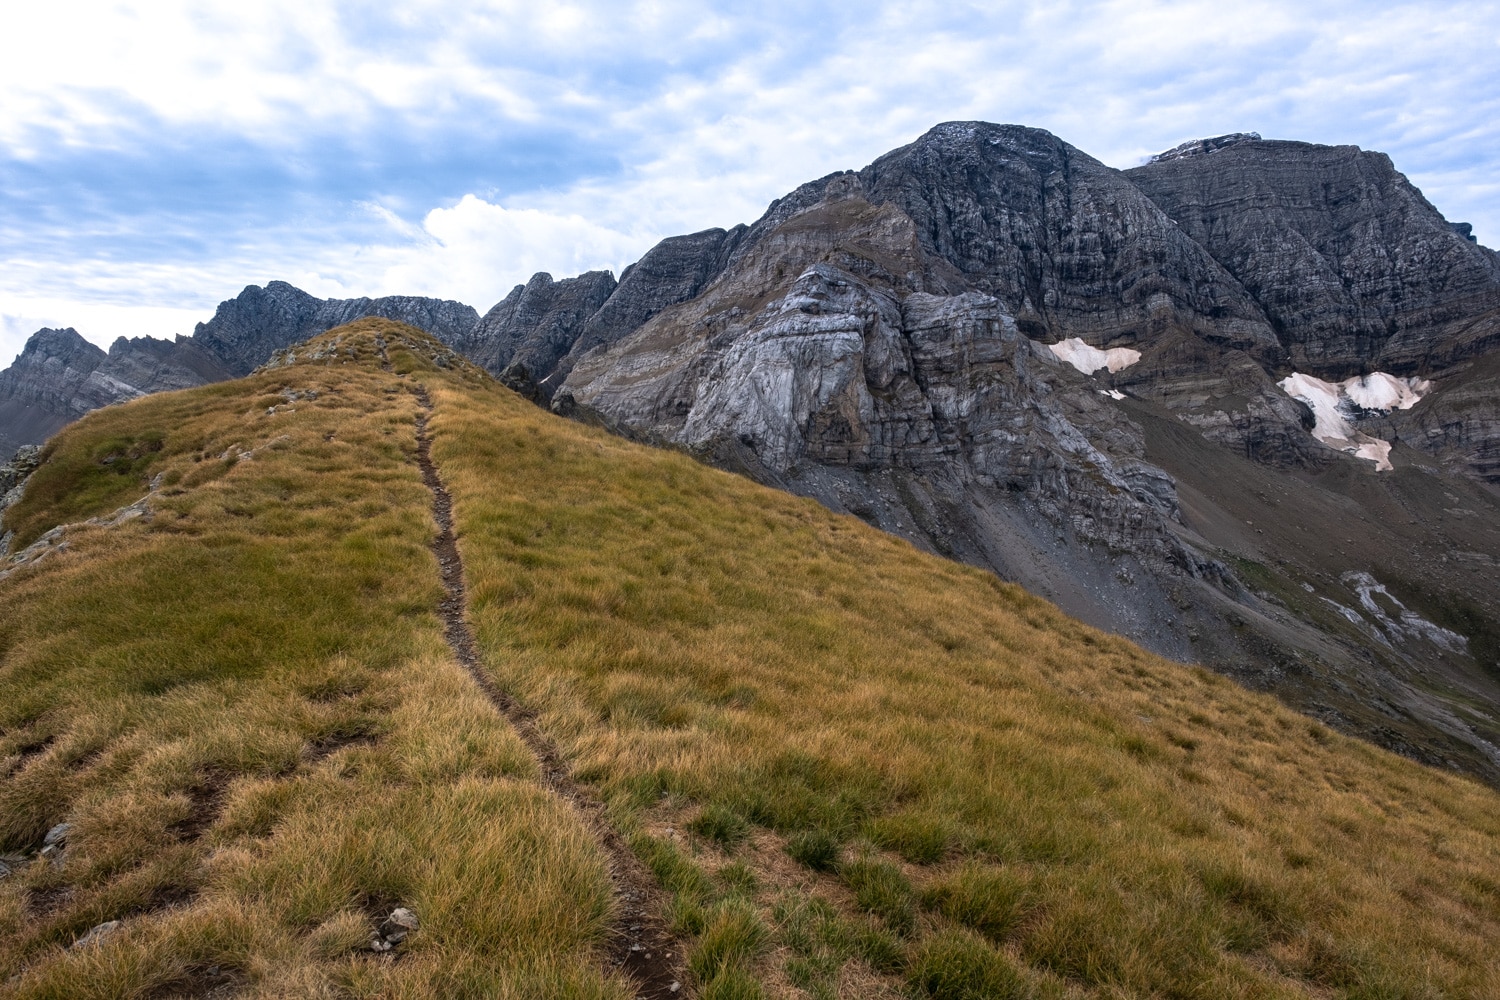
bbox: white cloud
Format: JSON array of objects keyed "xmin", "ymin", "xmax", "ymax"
[
  {"xmin": 0, "ymin": 297, "xmax": 208, "ymax": 363},
  {"xmin": 4, "ymin": 0, "xmax": 1500, "ymax": 343},
  {"xmin": 304, "ymin": 196, "xmax": 655, "ymax": 306}
]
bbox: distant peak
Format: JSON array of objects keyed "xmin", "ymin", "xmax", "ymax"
[
  {"xmin": 1149, "ymin": 132, "xmax": 1262, "ymax": 163},
  {"xmin": 22, "ymin": 327, "xmax": 101, "ymax": 358},
  {"xmin": 916, "ymin": 121, "xmax": 1060, "ymax": 148}
]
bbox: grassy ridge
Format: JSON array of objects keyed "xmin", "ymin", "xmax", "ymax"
[
  {"xmin": 421, "ymin": 343, "xmax": 1500, "ymax": 997},
  {"xmin": 4, "ymin": 321, "xmax": 1500, "ymax": 999},
  {"xmin": 0, "ymin": 324, "xmax": 626, "ymax": 999}
]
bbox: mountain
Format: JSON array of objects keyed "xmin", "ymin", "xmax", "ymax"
[
  {"xmin": 547, "ymin": 124, "xmax": 1500, "ymax": 784},
  {"xmin": 0, "ymin": 283, "xmax": 477, "ymax": 460},
  {"xmin": 4, "ymin": 123, "xmax": 1500, "ymax": 788},
  {"xmin": 2, "ymin": 320, "xmax": 1499, "ymax": 999},
  {"xmin": 1126, "ymin": 133, "xmax": 1500, "ymax": 376}
]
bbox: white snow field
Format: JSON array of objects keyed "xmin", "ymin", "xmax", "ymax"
[
  {"xmin": 1277, "ymin": 372, "xmax": 1430, "ymax": 472},
  {"xmin": 1048, "ymin": 337, "xmax": 1141, "ymax": 375}
]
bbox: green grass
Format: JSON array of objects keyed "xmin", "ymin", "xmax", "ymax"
[
  {"xmin": 7, "ymin": 321, "xmax": 1500, "ymax": 998},
  {"xmin": 841, "ymin": 857, "xmax": 917, "ymax": 936},
  {"xmin": 423, "ymin": 327, "xmax": 1500, "ymax": 998},
  {"xmin": 785, "ymin": 829, "xmax": 841, "ymax": 871}
]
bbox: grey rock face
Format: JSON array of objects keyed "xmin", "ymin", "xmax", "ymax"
[
  {"xmin": 854, "ymin": 124, "xmax": 1283, "ymax": 362},
  {"xmin": 191, "ymin": 281, "xmax": 479, "ymax": 377},
  {"xmin": 1385, "ymin": 351, "xmax": 1500, "ymax": 483},
  {"xmin": 0, "ymin": 284, "xmax": 478, "ymax": 459},
  {"xmin": 1127, "ymin": 140, "xmax": 1500, "ymax": 377},
  {"xmin": 452, "ymin": 270, "xmax": 617, "ymax": 387},
  {"xmin": 0, "ymin": 329, "xmax": 111, "ymax": 459}
]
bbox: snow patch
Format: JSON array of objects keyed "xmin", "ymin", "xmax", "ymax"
[
  {"xmin": 1341, "ymin": 572, "xmax": 1468, "ymax": 653},
  {"xmin": 1276, "ymin": 371, "xmax": 1428, "ymax": 472},
  {"xmin": 1343, "ymin": 372, "xmax": 1430, "ymax": 411},
  {"xmin": 1048, "ymin": 338, "xmax": 1140, "ymax": 376}
]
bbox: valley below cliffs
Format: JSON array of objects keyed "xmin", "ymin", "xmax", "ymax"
[{"xmin": 5, "ymin": 122, "xmax": 1500, "ymax": 787}]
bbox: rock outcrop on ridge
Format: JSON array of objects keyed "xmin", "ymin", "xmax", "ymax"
[
  {"xmin": 6, "ymin": 122, "xmax": 1500, "ymax": 784},
  {"xmin": 0, "ymin": 284, "xmax": 477, "ymax": 459}
]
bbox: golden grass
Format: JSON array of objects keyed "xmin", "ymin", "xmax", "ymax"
[
  {"xmin": 6, "ymin": 320, "xmax": 1500, "ymax": 999},
  {"xmin": 417, "ymin": 332, "xmax": 1500, "ymax": 998},
  {"xmin": 0, "ymin": 323, "xmax": 626, "ymax": 999}
]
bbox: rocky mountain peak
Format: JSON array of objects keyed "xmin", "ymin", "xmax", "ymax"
[
  {"xmin": 15, "ymin": 327, "xmax": 106, "ymax": 368},
  {"xmin": 1149, "ymin": 132, "xmax": 1263, "ymax": 163},
  {"xmin": 1127, "ymin": 138, "xmax": 1500, "ymax": 377}
]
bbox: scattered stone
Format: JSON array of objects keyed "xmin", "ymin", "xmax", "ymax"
[
  {"xmin": 70, "ymin": 921, "xmax": 121, "ymax": 950},
  {"xmin": 369, "ymin": 937, "xmax": 392, "ymax": 952},
  {"xmin": 43, "ymin": 823, "xmax": 72, "ymax": 847},
  {"xmin": 385, "ymin": 930, "xmax": 407, "ymax": 944},
  {"xmin": 387, "ymin": 906, "xmax": 419, "ymax": 930},
  {"xmin": 670, "ymin": 983, "xmax": 681, "ymax": 993}
]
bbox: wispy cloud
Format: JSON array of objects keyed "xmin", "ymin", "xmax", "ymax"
[{"xmin": 3, "ymin": 0, "xmax": 1498, "ymax": 360}]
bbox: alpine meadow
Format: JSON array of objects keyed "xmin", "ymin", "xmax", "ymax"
[{"xmin": 3, "ymin": 322, "xmax": 1499, "ymax": 1000}]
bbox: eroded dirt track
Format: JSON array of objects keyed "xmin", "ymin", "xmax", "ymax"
[{"xmin": 409, "ymin": 384, "xmax": 687, "ymax": 999}]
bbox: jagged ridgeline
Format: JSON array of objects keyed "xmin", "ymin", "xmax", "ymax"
[{"xmin": 2, "ymin": 320, "xmax": 1499, "ymax": 998}]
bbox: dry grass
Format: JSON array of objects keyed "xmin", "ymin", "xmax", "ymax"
[
  {"xmin": 0, "ymin": 323, "xmax": 626, "ymax": 999},
  {"xmin": 6, "ymin": 321, "xmax": 1500, "ymax": 999},
  {"xmin": 419, "ymin": 331, "xmax": 1500, "ymax": 998}
]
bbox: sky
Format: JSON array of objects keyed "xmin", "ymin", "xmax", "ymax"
[{"xmin": 3, "ymin": 1, "xmax": 1498, "ymax": 361}]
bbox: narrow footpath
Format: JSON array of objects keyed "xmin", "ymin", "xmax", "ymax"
[{"xmin": 408, "ymin": 383, "xmax": 687, "ymax": 999}]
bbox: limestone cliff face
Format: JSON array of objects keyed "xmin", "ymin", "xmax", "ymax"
[
  {"xmin": 1127, "ymin": 138, "xmax": 1500, "ymax": 377},
  {"xmin": 0, "ymin": 329, "xmax": 110, "ymax": 458},
  {"xmin": 854, "ymin": 123, "xmax": 1284, "ymax": 360},
  {"xmin": 452, "ymin": 271, "xmax": 618, "ymax": 387}
]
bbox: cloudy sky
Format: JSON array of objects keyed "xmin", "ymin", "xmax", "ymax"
[{"xmin": 3, "ymin": 1, "xmax": 1498, "ymax": 360}]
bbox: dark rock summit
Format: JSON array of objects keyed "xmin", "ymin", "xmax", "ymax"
[
  {"xmin": 192, "ymin": 281, "xmax": 479, "ymax": 377},
  {"xmin": 1127, "ymin": 139, "xmax": 1500, "ymax": 376}
]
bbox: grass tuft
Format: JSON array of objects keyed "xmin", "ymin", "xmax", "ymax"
[
  {"xmin": 785, "ymin": 829, "xmax": 841, "ymax": 871},
  {"xmin": 688, "ymin": 900, "xmax": 767, "ymax": 986},
  {"xmin": 689, "ymin": 803, "xmax": 750, "ymax": 848},
  {"xmin": 920, "ymin": 864, "xmax": 1032, "ymax": 943},
  {"xmin": 841, "ymin": 857, "xmax": 917, "ymax": 936},
  {"xmin": 908, "ymin": 929, "xmax": 1034, "ymax": 1000}
]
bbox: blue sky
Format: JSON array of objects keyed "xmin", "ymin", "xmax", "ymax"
[{"xmin": 3, "ymin": 0, "xmax": 1499, "ymax": 360}]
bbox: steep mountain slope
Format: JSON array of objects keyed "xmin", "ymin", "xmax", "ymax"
[
  {"xmin": 1126, "ymin": 134, "xmax": 1500, "ymax": 376},
  {"xmin": 549, "ymin": 124, "xmax": 1500, "ymax": 784},
  {"xmin": 3, "ymin": 322, "xmax": 1500, "ymax": 999}
]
